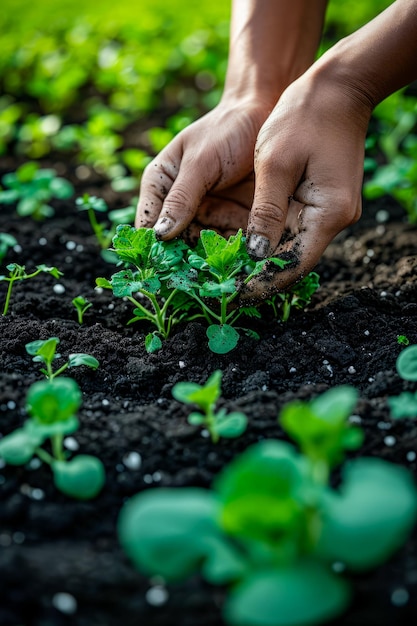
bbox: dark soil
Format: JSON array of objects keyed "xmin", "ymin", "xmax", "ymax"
[{"xmin": 0, "ymin": 159, "xmax": 417, "ymax": 626}]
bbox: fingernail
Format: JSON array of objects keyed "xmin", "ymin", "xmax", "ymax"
[
  {"xmin": 154, "ymin": 216, "xmax": 175, "ymax": 237},
  {"xmin": 247, "ymin": 234, "xmax": 270, "ymax": 259}
]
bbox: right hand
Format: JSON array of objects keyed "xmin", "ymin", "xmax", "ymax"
[{"xmin": 135, "ymin": 98, "xmax": 273, "ymax": 240}]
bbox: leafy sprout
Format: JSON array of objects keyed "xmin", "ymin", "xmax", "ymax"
[
  {"xmin": 0, "ymin": 232, "xmax": 17, "ymax": 265},
  {"xmin": 0, "ymin": 162, "xmax": 74, "ymax": 220},
  {"xmin": 172, "ymin": 370, "xmax": 247, "ymax": 443},
  {"xmin": 25, "ymin": 337, "xmax": 99, "ymax": 380},
  {"xmin": 72, "ymin": 295, "xmax": 93, "ymax": 324},
  {"xmin": 118, "ymin": 385, "xmax": 417, "ymax": 626},
  {"xmin": 0, "ymin": 377, "xmax": 105, "ymax": 500},
  {"xmin": 389, "ymin": 344, "xmax": 417, "ymax": 419},
  {"xmin": 0, "ymin": 263, "xmax": 63, "ymax": 316}
]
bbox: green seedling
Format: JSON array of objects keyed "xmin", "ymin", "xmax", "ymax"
[
  {"xmin": 389, "ymin": 344, "xmax": 417, "ymax": 419},
  {"xmin": 397, "ymin": 334, "xmax": 410, "ymax": 346},
  {"xmin": 96, "ymin": 225, "xmax": 194, "ymax": 353},
  {"xmin": 0, "ymin": 263, "xmax": 63, "ymax": 316},
  {"xmin": 0, "ymin": 377, "xmax": 105, "ymax": 500},
  {"xmin": 72, "ymin": 295, "xmax": 93, "ymax": 324},
  {"xmin": 168, "ymin": 228, "xmax": 288, "ymax": 353},
  {"xmin": 267, "ymin": 271, "xmax": 320, "ymax": 322},
  {"xmin": 76, "ymin": 194, "xmax": 136, "ymax": 262},
  {"xmin": 0, "ymin": 161, "xmax": 74, "ymax": 220},
  {"xmin": 172, "ymin": 370, "xmax": 247, "ymax": 443},
  {"xmin": 25, "ymin": 337, "xmax": 99, "ymax": 380},
  {"xmin": 118, "ymin": 386, "xmax": 417, "ymax": 626},
  {"xmin": 0, "ymin": 233, "xmax": 17, "ymax": 265}
]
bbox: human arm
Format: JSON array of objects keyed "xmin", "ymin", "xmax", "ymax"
[
  {"xmin": 243, "ymin": 0, "xmax": 417, "ymax": 300},
  {"xmin": 135, "ymin": 0, "xmax": 328, "ymax": 239}
]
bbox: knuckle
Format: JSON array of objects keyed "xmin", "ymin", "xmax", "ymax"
[{"xmin": 251, "ymin": 200, "xmax": 286, "ymax": 230}]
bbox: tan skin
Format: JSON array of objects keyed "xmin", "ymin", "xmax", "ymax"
[{"xmin": 136, "ymin": 0, "xmax": 417, "ymax": 302}]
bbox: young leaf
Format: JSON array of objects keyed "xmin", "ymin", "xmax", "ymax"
[
  {"xmin": 111, "ymin": 224, "xmax": 156, "ymax": 267},
  {"xmin": 52, "ymin": 455, "xmax": 105, "ymax": 500},
  {"xmin": 26, "ymin": 378, "xmax": 82, "ymax": 425},
  {"xmin": 25, "ymin": 337, "xmax": 60, "ymax": 363},
  {"xmin": 213, "ymin": 411, "xmax": 248, "ymax": 439},
  {"xmin": 172, "ymin": 370, "xmax": 222, "ymax": 413},
  {"xmin": 396, "ymin": 344, "xmax": 417, "ymax": 381},
  {"xmin": 207, "ymin": 324, "xmax": 239, "ymax": 354},
  {"xmin": 389, "ymin": 391, "xmax": 417, "ymax": 419},
  {"xmin": 68, "ymin": 353, "xmax": 100, "ymax": 370},
  {"xmin": 0, "ymin": 428, "xmax": 41, "ymax": 465},
  {"xmin": 145, "ymin": 333, "xmax": 162, "ymax": 353}
]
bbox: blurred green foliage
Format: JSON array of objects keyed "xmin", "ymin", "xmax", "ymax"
[{"xmin": 1, "ymin": 0, "xmax": 416, "ymax": 224}]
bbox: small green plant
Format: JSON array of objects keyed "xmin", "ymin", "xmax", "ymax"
[
  {"xmin": 76, "ymin": 193, "xmax": 136, "ymax": 260},
  {"xmin": 0, "ymin": 232, "xmax": 17, "ymax": 265},
  {"xmin": 266, "ymin": 271, "xmax": 320, "ymax": 322},
  {"xmin": 172, "ymin": 370, "xmax": 247, "ymax": 443},
  {"xmin": 397, "ymin": 334, "xmax": 410, "ymax": 346},
  {"xmin": 96, "ymin": 225, "xmax": 195, "ymax": 353},
  {"xmin": 0, "ymin": 263, "xmax": 63, "ymax": 316},
  {"xmin": 72, "ymin": 295, "xmax": 93, "ymax": 324},
  {"xmin": 25, "ymin": 337, "xmax": 99, "ymax": 380},
  {"xmin": 0, "ymin": 377, "xmax": 105, "ymax": 500},
  {"xmin": 118, "ymin": 386, "xmax": 417, "ymax": 626},
  {"xmin": 0, "ymin": 161, "xmax": 74, "ymax": 220},
  {"xmin": 389, "ymin": 344, "xmax": 417, "ymax": 419}
]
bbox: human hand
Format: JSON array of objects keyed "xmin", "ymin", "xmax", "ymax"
[
  {"xmin": 135, "ymin": 99, "xmax": 270, "ymax": 240},
  {"xmin": 241, "ymin": 65, "xmax": 374, "ymax": 302}
]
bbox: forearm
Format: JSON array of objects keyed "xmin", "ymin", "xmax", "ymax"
[
  {"xmin": 222, "ymin": 0, "xmax": 328, "ymax": 107},
  {"xmin": 315, "ymin": 0, "xmax": 417, "ymax": 110}
]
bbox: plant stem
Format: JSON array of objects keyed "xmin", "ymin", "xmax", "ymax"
[
  {"xmin": 51, "ymin": 433, "xmax": 65, "ymax": 461},
  {"xmin": 51, "ymin": 362, "xmax": 69, "ymax": 379},
  {"xmin": 35, "ymin": 446, "xmax": 54, "ymax": 465},
  {"xmin": 2, "ymin": 277, "xmax": 14, "ymax": 316}
]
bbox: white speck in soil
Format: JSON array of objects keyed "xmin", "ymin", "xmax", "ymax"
[
  {"xmin": 38, "ymin": 237, "xmax": 48, "ymax": 246},
  {"xmin": 380, "ymin": 291, "xmax": 388, "ymax": 298},
  {"xmin": 301, "ymin": 331, "xmax": 306, "ymax": 336},
  {"xmin": 52, "ymin": 592, "xmax": 78, "ymax": 615},
  {"xmin": 366, "ymin": 249, "xmax": 375, "ymax": 257},
  {"xmin": 65, "ymin": 256, "xmax": 73, "ymax": 264},
  {"xmin": 76, "ymin": 244, "xmax": 84, "ymax": 252},
  {"xmin": 368, "ymin": 377, "xmax": 375, "ymax": 382},
  {"xmin": 363, "ymin": 256, "xmax": 370, "ymax": 265},
  {"xmin": 349, "ymin": 415, "xmax": 362, "ymax": 424},
  {"xmin": 328, "ymin": 312, "xmax": 335, "ymax": 320},
  {"xmin": 143, "ymin": 474, "xmax": 153, "ymax": 484},
  {"xmin": 102, "ymin": 399, "xmax": 110, "ymax": 407},
  {"xmin": 384, "ymin": 435, "xmax": 396, "ymax": 447},
  {"xmin": 376, "ymin": 224, "xmax": 386, "ymax": 235},
  {"xmin": 395, "ymin": 290, "xmax": 401, "ymax": 297},
  {"xmin": 377, "ymin": 421, "xmax": 392, "ymax": 430},
  {"xmin": 13, "ymin": 244, "xmax": 22, "ymax": 253},
  {"xmin": 27, "ymin": 457, "xmax": 42, "ymax": 470},
  {"xmin": 152, "ymin": 471, "xmax": 162, "ymax": 482},
  {"xmin": 123, "ymin": 451, "xmax": 142, "ymax": 470},
  {"xmin": 108, "ymin": 303, "xmax": 114, "ymax": 310},
  {"xmin": 201, "ymin": 429, "xmax": 210, "ymax": 439},
  {"xmin": 95, "ymin": 287, "xmax": 103, "ymax": 295},
  {"xmin": 146, "ymin": 586, "xmax": 169, "ymax": 607},
  {"xmin": 53, "ymin": 284, "xmax": 66, "ymax": 295},
  {"xmin": 376, "ymin": 209, "xmax": 390, "ymax": 223},
  {"xmin": 178, "ymin": 360, "xmax": 186, "ymax": 368},
  {"xmin": 64, "ymin": 436, "xmax": 79, "ymax": 451},
  {"xmin": 66, "ymin": 241, "xmax": 77, "ymax": 250},
  {"xmin": 406, "ymin": 451, "xmax": 416, "ymax": 462},
  {"xmin": 289, "ymin": 367, "xmax": 296, "ymax": 374},
  {"xmin": 332, "ymin": 562, "xmax": 346, "ymax": 573},
  {"xmin": 31, "ymin": 488, "xmax": 45, "ymax": 501},
  {"xmin": 75, "ymin": 165, "xmax": 90, "ymax": 180},
  {"xmin": 6, "ymin": 400, "xmax": 16, "ymax": 410},
  {"xmin": 391, "ymin": 588, "xmax": 409, "ymax": 607},
  {"xmin": 364, "ymin": 330, "xmax": 370, "ymax": 336},
  {"xmin": 348, "ymin": 366, "xmax": 356, "ymax": 374},
  {"xmin": 12, "ymin": 531, "xmax": 25, "ymax": 544}
]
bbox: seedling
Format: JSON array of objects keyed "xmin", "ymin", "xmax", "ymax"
[
  {"xmin": 172, "ymin": 370, "xmax": 247, "ymax": 443},
  {"xmin": 267, "ymin": 271, "xmax": 320, "ymax": 322},
  {"xmin": 0, "ymin": 161, "xmax": 74, "ymax": 220},
  {"xmin": 118, "ymin": 386, "xmax": 417, "ymax": 626},
  {"xmin": 96, "ymin": 225, "xmax": 194, "ymax": 353},
  {"xmin": 0, "ymin": 263, "xmax": 63, "ymax": 316},
  {"xmin": 0, "ymin": 377, "xmax": 105, "ymax": 500},
  {"xmin": 25, "ymin": 337, "xmax": 99, "ymax": 380},
  {"xmin": 389, "ymin": 344, "xmax": 417, "ymax": 419},
  {"xmin": 0, "ymin": 233, "xmax": 17, "ymax": 265},
  {"xmin": 72, "ymin": 295, "xmax": 92, "ymax": 324},
  {"xmin": 397, "ymin": 334, "xmax": 410, "ymax": 346}
]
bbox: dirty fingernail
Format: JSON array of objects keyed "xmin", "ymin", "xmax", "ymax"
[
  {"xmin": 247, "ymin": 234, "xmax": 270, "ymax": 259},
  {"xmin": 154, "ymin": 216, "xmax": 175, "ymax": 237}
]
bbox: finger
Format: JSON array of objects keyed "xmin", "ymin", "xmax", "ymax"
[
  {"xmin": 241, "ymin": 196, "xmax": 361, "ymax": 303},
  {"xmin": 246, "ymin": 142, "xmax": 305, "ymax": 259},
  {"xmin": 135, "ymin": 143, "xmax": 181, "ymax": 229},
  {"xmin": 152, "ymin": 149, "xmax": 222, "ymax": 240}
]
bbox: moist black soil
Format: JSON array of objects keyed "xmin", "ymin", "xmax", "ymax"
[{"xmin": 0, "ymin": 159, "xmax": 417, "ymax": 626}]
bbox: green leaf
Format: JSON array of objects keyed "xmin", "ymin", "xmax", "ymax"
[
  {"xmin": 200, "ymin": 229, "xmax": 244, "ymax": 278},
  {"xmin": 207, "ymin": 324, "xmax": 239, "ymax": 354},
  {"xmin": 118, "ymin": 488, "xmax": 221, "ymax": 581},
  {"xmin": 26, "ymin": 414, "xmax": 79, "ymax": 438},
  {"xmin": 317, "ymin": 457, "xmax": 417, "ymax": 570},
  {"xmin": 145, "ymin": 333, "xmax": 162, "ymax": 353},
  {"xmin": 199, "ymin": 278, "xmax": 235, "ymax": 297},
  {"xmin": 110, "ymin": 269, "xmax": 148, "ymax": 297},
  {"xmin": 396, "ymin": 344, "xmax": 417, "ymax": 381},
  {"xmin": 224, "ymin": 561, "xmax": 350, "ymax": 626},
  {"xmin": 112, "ymin": 224, "xmax": 156, "ymax": 267},
  {"xmin": 26, "ymin": 377, "xmax": 82, "ymax": 425},
  {"xmin": 0, "ymin": 427, "xmax": 41, "ymax": 465},
  {"xmin": 213, "ymin": 411, "xmax": 248, "ymax": 439},
  {"xmin": 52, "ymin": 455, "xmax": 105, "ymax": 500},
  {"xmin": 188, "ymin": 412, "xmax": 205, "ymax": 425},
  {"xmin": 215, "ymin": 440, "xmax": 310, "ymax": 545},
  {"xmin": 25, "ymin": 337, "xmax": 59, "ymax": 363},
  {"xmin": 389, "ymin": 391, "xmax": 417, "ymax": 419},
  {"xmin": 167, "ymin": 267, "xmax": 198, "ymax": 292},
  {"xmin": 96, "ymin": 277, "xmax": 112, "ymax": 289},
  {"xmin": 49, "ymin": 177, "xmax": 74, "ymax": 199},
  {"xmin": 172, "ymin": 370, "xmax": 222, "ymax": 413},
  {"xmin": 68, "ymin": 353, "xmax": 100, "ymax": 370}
]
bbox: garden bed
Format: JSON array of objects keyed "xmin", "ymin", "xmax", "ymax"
[{"xmin": 0, "ymin": 158, "xmax": 417, "ymax": 626}]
